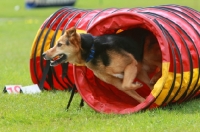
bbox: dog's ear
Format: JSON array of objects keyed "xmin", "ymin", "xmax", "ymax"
[{"xmin": 66, "ymin": 27, "xmax": 76, "ymax": 37}]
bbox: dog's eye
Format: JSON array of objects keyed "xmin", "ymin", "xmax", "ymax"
[
  {"xmin": 66, "ymin": 40, "xmax": 70, "ymax": 45},
  {"xmin": 57, "ymin": 43, "xmax": 62, "ymax": 47}
]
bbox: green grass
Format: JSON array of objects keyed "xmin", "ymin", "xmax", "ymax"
[
  {"xmin": 0, "ymin": 0, "xmax": 200, "ymax": 131},
  {"xmin": 0, "ymin": 92, "xmax": 200, "ymax": 132}
]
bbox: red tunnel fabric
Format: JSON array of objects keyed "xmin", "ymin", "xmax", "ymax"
[{"xmin": 30, "ymin": 5, "xmax": 200, "ymax": 114}]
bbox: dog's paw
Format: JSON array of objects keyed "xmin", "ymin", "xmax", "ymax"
[
  {"xmin": 122, "ymin": 81, "xmax": 143, "ymax": 91},
  {"xmin": 138, "ymin": 97, "xmax": 146, "ymax": 103},
  {"xmin": 150, "ymin": 71, "xmax": 162, "ymax": 85},
  {"xmin": 131, "ymin": 81, "xmax": 143, "ymax": 90},
  {"xmin": 150, "ymin": 75, "xmax": 160, "ymax": 85},
  {"xmin": 150, "ymin": 79, "xmax": 156, "ymax": 85},
  {"xmin": 135, "ymin": 81, "xmax": 143, "ymax": 86}
]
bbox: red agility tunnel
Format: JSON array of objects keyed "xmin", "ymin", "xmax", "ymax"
[{"xmin": 30, "ymin": 5, "xmax": 200, "ymax": 114}]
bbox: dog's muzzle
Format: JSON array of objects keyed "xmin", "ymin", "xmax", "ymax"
[
  {"xmin": 42, "ymin": 53, "xmax": 67, "ymax": 66},
  {"xmin": 42, "ymin": 53, "xmax": 50, "ymax": 60}
]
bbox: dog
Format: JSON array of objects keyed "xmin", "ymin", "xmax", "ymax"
[{"xmin": 42, "ymin": 27, "xmax": 162, "ymax": 103}]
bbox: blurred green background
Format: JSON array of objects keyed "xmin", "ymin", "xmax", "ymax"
[{"xmin": 0, "ymin": 0, "xmax": 199, "ymax": 18}]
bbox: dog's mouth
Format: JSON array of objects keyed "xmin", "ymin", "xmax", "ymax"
[{"xmin": 50, "ymin": 54, "xmax": 67, "ymax": 66}]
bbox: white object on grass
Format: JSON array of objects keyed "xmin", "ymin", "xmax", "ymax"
[
  {"xmin": 4, "ymin": 85, "xmax": 22, "ymax": 94},
  {"xmin": 21, "ymin": 84, "xmax": 41, "ymax": 94}
]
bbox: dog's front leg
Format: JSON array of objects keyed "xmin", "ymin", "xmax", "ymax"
[
  {"xmin": 123, "ymin": 90, "xmax": 145, "ymax": 103},
  {"xmin": 122, "ymin": 61, "xmax": 143, "ymax": 91}
]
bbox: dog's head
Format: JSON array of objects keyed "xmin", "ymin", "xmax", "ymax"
[{"xmin": 42, "ymin": 27, "xmax": 81, "ymax": 66}]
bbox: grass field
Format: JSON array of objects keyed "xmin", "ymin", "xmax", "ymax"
[{"xmin": 0, "ymin": 0, "xmax": 200, "ymax": 132}]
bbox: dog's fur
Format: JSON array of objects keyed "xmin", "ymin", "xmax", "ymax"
[{"xmin": 42, "ymin": 27, "xmax": 162, "ymax": 103}]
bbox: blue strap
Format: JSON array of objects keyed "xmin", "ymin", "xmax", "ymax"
[{"xmin": 86, "ymin": 44, "xmax": 95, "ymax": 62}]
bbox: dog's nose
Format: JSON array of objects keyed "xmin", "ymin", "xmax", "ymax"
[{"xmin": 42, "ymin": 53, "xmax": 46, "ymax": 59}]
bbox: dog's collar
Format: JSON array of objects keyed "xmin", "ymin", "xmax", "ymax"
[
  {"xmin": 86, "ymin": 43, "xmax": 95, "ymax": 62},
  {"xmin": 80, "ymin": 33, "xmax": 95, "ymax": 62}
]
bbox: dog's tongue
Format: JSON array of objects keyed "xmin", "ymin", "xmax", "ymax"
[
  {"xmin": 50, "ymin": 54, "xmax": 67, "ymax": 66},
  {"xmin": 53, "ymin": 55, "xmax": 60, "ymax": 61},
  {"xmin": 50, "ymin": 56, "xmax": 60, "ymax": 66}
]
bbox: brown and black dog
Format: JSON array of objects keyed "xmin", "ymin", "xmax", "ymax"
[{"xmin": 42, "ymin": 27, "xmax": 162, "ymax": 103}]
